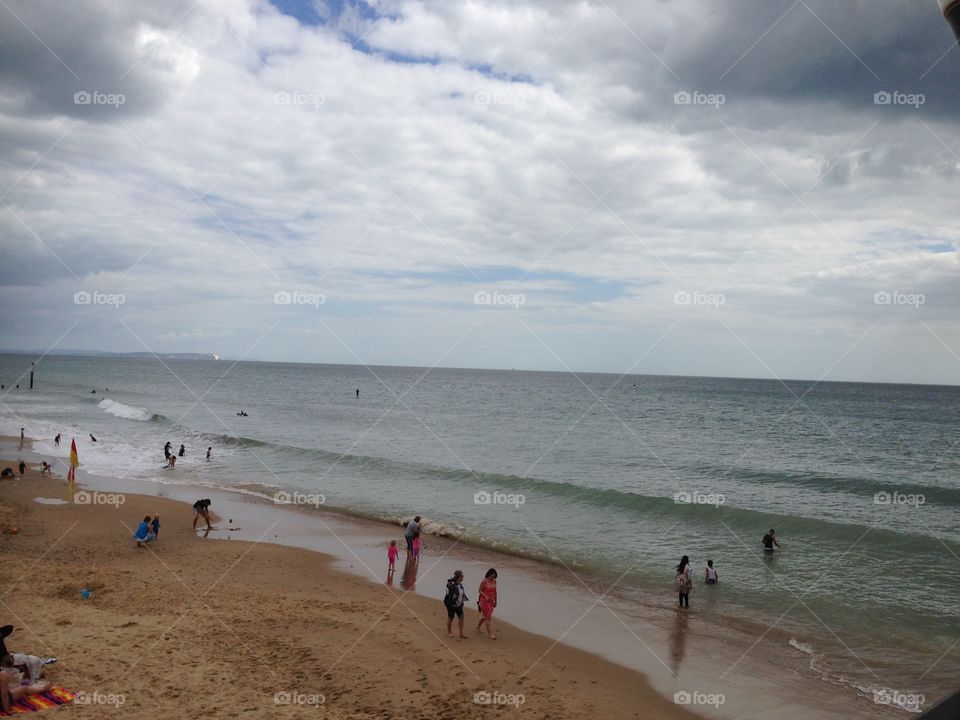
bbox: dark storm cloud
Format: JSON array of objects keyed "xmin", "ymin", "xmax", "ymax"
[
  {"xmin": 0, "ymin": 0, "xmax": 199, "ymax": 120},
  {"xmin": 660, "ymin": 0, "xmax": 958, "ymax": 118}
]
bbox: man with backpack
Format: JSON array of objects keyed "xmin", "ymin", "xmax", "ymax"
[{"xmin": 444, "ymin": 570, "xmax": 469, "ymax": 639}]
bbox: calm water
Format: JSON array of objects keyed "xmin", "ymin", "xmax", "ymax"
[{"xmin": 1, "ymin": 354, "xmax": 958, "ymax": 712}]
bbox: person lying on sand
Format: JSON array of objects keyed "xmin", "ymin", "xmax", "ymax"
[{"xmin": 0, "ymin": 670, "xmax": 51, "ymax": 712}]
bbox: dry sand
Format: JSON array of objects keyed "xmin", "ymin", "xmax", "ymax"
[{"xmin": 0, "ymin": 459, "xmax": 703, "ymax": 719}]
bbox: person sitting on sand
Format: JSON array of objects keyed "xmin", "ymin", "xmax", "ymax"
[
  {"xmin": 705, "ymin": 560, "xmax": 718, "ymax": 584},
  {"xmin": 192, "ymin": 499, "xmax": 212, "ymax": 530},
  {"xmin": 0, "ymin": 670, "xmax": 51, "ymax": 713},
  {"xmin": 134, "ymin": 516, "xmax": 156, "ymax": 547},
  {"xmin": 151, "ymin": 514, "xmax": 161, "ymax": 540},
  {"xmin": 762, "ymin": 528, "xmax": 781, "ymax": 553},
  {"xmin": 476, "ymin": 568, "xmax": 498, "ymax": 639},
  {"xmin": 676, "ymin": 555, "xmax": 692, "ymax": 608},
  {"xmin": 444, "ymin": 570, "xmax": 469, "ymax": 639}
]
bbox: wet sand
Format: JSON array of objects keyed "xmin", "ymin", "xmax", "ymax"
[{"xmin": 0, "ymin": 435, "xmax": 903, "ymax": 719}]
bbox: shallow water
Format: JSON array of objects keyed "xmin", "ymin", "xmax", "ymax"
[{"xmin": 1, "ymin": 353, "xmax": 957, "ymax": 713}]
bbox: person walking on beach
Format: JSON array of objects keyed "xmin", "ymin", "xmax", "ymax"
[
  {"xmin": 676, "ymin": 555, "xmax": 693, "ymax": 608},
  {"xmin": 193, "ymin": 499, "xmax": 212, "ymax": 530},
  {"xmin": 387, "ymin": 540, "xmax": 399, "ymax": 574},
  {"xmin": 404, "ymin": 516, "xmax": 421, "ymax": 553},
  {"xmin": 178, "ymin": 444, "xmax": 185, "ymax": 458},
  {"xmin": 444, "ymin": 570, "xmax": 469, "ymax": 639},
  {"xmin": 762, "ymin": 528, "xmax": 781, "ymax": 553},
  {"xmin": 704, "ymin": 560, "xmax": 718, "ymax": 584},
  {"xmin": 17, "ymin": 461, "xmax": 25, "ymax": 480},
  {"xmin": 54, "ymin": 433, "xmax": 60, "ymax": 448},
  {"xmin": 476, "ymin": 568, "xmax": 498, "ymax": 639}
]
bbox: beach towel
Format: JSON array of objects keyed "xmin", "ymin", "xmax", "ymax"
[{"xmin": 0, "ymin": 687, "xmax": 75, "ymax": 715}]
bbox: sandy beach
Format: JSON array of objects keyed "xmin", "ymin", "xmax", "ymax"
[{"xmin": 0, "ymin": 451, "xmax": 705, "ymax": 720}]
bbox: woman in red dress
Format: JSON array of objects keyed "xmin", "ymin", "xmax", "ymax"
[{"xmin": 476, "ymin": 568, "xmax": 498, "ymax": 639}]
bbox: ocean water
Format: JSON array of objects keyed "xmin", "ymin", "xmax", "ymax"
[{"xmin": 1, "ymin": 354, "xmax": 958, "ymax": 712}]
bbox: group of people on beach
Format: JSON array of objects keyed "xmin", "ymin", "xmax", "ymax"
[
  {"xmin": 674, "ymin": 528, "xmax": 781, "ymax": 608},
  {"xmin": 164, "ymin": 441, "xmax": 213, "ymax": 467},
  {"xmin": 393, "ymin": 516, "xmax": 499, "ymax": 640},
  {"xmin": 134, "ymin": 515, "xmax": 161, "ymax": 547}
]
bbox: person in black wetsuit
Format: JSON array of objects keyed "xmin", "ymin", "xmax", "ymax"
[{"xmin": 762, "ymin": 528, "xmax": 781, "ymax": 553}]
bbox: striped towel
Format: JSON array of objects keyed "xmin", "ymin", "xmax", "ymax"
[{"xmin": 0, "ymin": 687, "xmax": 75, "ymax": 715}]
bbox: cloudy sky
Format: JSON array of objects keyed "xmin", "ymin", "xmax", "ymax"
[{"xmin": 1, "ymin": 0, "xmax": 958, "ymax": 384}]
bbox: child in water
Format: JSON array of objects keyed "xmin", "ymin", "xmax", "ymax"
[
  {"xmin": 387, "ymin": 540, "xmax": 398, "ymax": 572},
  {"xmin": 705, "ymin": 560, "xmax": 718, "ymax": 584}
]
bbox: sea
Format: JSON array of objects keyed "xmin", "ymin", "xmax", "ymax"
[{"xmin": 1, "ymin": 354, "xmax": 957, "ymax": 714}]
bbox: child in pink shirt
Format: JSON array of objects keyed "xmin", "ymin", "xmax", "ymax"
[
  {"xmin": 388, "ymin": 540, "xmax": 399, "ymax": 572},
  {"xmin": 412, "ymin": 532, "xmax": 422, "ymax": 559}
]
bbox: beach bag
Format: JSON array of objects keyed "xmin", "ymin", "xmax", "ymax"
[{"xmin": 444, "ymin": 581, "xmax": 459, "ymax": 607}]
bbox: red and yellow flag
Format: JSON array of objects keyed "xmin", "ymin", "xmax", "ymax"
[{"xmin": 67, "ymin": 438, "xmax": 79, "ymax": 483}]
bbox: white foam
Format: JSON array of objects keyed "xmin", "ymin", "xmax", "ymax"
[
  {"xmin": 97, "ymin": 399, "xmax": 153, "ymax": 422},
  {"xmin": 33, "ymin": 497, "xmax": 70, "ymax": 505}
]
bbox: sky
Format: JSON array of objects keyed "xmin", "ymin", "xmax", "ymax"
[{"xmin": 0, "ymin": 0, "xmax": 958, "ymax": 384}]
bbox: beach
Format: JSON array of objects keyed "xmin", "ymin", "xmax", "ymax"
[{"xmin": 0, "ymin": 451, "xmax": 709, "ymax": 720}]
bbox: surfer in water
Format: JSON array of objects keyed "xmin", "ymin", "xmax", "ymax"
[{"xmin": 762, "ymin": 528, "xmax": 781, "ymax": 553}]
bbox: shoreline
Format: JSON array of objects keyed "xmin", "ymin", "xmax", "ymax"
[
  {"xmin": 1, "ymin": 434, "xmax": 908, "ymax": 719},
  {"xmin": 0, "ymin": 449, "xmax": 707, "ymax": 720}
]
